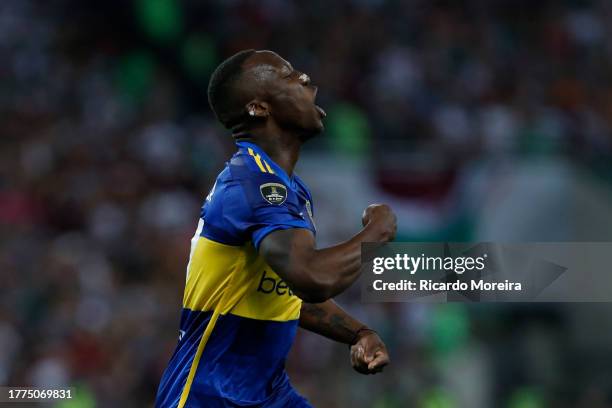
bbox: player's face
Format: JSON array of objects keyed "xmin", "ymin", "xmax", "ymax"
[{"xmin": 244, "ymin": 51, "xmax": 326, "ymax": 138}]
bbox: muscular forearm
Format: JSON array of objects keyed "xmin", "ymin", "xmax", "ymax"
[
  {"xmin": 299, "ymin": 300, "xmax": 367, "ymax": 344},
  {"xmin": 262, "ymin": 225, "xmax": 389, "ymax": 302},
  {"xmin": 260, "ymin": 205, "xmax": 396, "ymax": 303}
]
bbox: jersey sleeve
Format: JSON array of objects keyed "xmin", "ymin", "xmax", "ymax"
[{"xmin": 234, "ymin": 172, "xmax": 310, "ymax": 250}]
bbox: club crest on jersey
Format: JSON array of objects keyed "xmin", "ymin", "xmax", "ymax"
[{"xmin": 260, "ymin": 182, "xmax": 287, "ymax": 205}]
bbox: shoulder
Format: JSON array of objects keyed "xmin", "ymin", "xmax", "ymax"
[
  {"xmin": 227, "ymin": 148, "xmax": 277, "ymax": 179},
  {"xmin": 201, "ymin": 167, "xmax": 289, "ymax": 244},
  {"xmin": 222, "ymin": 152, "xmax": 295, "ymax": 207},
  {"xmin": 231, "ymin": 171, "xmax": 294, "ymax": 211}
]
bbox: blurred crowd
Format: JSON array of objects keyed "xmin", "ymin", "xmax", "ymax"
[{"xmin": 2, "ymin": 0, "xmax": 612, "ymax": 406}]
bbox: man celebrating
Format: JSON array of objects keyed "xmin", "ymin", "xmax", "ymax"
[{"xmin": 156, "ymin": 49, "xmax": 396, "ymax": 408}]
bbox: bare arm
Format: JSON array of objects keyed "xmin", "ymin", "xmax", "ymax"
[
  {"xmin": 299, "ymin": 299, "xmax": 365, "ymax": 344},
  {"xmin": 259, "ymin": 204, "xmax": 396, "ymax": 303},
  {"xmin": 299, "ymin": 300, "xmax": 390, "ymax": 374}
]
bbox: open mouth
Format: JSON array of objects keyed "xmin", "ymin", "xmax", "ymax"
[
  {"xmin": 316, "ymin": 105, "xmax": 327, "ymax": 118},
  {"xmin": 313, "ymin": 87, "xmax": 326, "ymax": 118}
]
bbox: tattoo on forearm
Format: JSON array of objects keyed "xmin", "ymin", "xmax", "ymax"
[
  {"xmin": 301, "ymin": 303, "xmax": 326, "ymax": 320},
  {"xmin": 300, "ymin": 303, "xmax": 356, "ymax": 342},
  {"xmin": 329, "ymin": 313, "xmax": 355, "ymax": 339}
]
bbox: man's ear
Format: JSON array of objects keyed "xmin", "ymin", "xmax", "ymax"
[{"xmin": 245, "ymin": 100, "xmax": 270, "ymax": 118}]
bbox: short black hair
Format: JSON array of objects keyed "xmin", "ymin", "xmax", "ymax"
[{"xmin": 207, "ymin": 49, "xmax": 256, "ymax": 129}]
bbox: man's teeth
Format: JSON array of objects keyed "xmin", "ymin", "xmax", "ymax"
[{"xmin": 316, "ymin": 105, "xmax": 327, "ymax": 118}]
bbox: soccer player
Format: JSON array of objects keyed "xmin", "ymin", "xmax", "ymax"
[{"xmin": 155, "ymin": 49, "xmax": 397, "ymax": 408}]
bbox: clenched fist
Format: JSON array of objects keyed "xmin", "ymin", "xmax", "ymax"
[
  {"xmin": 362, "ymin": 204, "xmax": 397, "ymax": 242},
  {"xmin": 350, "ymin": 329, "xmax": 390, "ymax": 375}
]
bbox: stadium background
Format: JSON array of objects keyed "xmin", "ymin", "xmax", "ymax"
[{"xmin": 2, "ymin": 0, "xmax": 612, "ymax": 406}]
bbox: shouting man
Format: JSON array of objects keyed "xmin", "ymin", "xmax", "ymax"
[{"xmin": 156, "ymin": 49, "xmax": 397, "ymax": 408}]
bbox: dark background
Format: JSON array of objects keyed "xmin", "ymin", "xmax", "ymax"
[{"xmin": 2, "ymin": 0, "xmax": 612, "ymax": 406}]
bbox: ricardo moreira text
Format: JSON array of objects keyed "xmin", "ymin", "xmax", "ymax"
[{"xmin": 371, "ymin": 253, "xmax": 523, "ymax": 292}]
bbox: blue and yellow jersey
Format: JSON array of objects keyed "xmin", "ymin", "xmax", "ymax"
[{"xmin": 155, "ymin": 141, "xmax": 316, "ymax": 408}]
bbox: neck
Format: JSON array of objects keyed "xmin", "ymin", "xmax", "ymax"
[{"xmin": 234, "ymin": 125, "xmax": 302, "ymax": 176}]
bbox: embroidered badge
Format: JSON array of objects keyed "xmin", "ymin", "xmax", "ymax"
[{"xmin": 260, "ymin": 183, "xmax": 288, "ymax": 205}]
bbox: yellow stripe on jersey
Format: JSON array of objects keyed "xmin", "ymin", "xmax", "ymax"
[
  {"xmin": 183, "ymin": 236, "xmax": 301, "ymax": 320},
  {"xmin": 247, "ymin": 147, "xmax": 267, "ymax": 173},
  {"xmin": 263, "ymin": 161, "xmax": 274, "ymax": 174},
  {"xmin": 178, "ymin": 236, "xmax": 302, "ymax": 406},
  {"xmin": 231, "ymin": 266, "xmax": 301, "ymax": 321},
  {"xmin": 183, "ymin": 237, "xmax": 249, "ymax": 311},
  {"xmin": 177, "ymin": 308, "xmax": 220, "ymax": 408}
]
